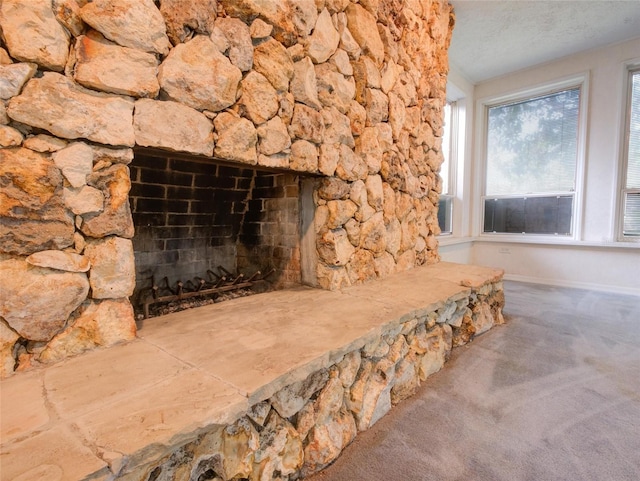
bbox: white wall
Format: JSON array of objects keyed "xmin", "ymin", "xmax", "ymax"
[{"xmin": 439, "ymin": 37, "xmax": 640, "ymax": 295}]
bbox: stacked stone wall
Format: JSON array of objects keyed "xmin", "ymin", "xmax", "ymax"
[
  {"xmin": 0, "ymin": 0, "xmax": 454, "ymax": 376},
  {"xmin": 114, "ymin": 281, "xmax": 504, "ymax": 481}
]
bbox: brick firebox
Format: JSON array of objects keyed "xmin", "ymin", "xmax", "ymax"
[{"xmin": 129, "ymin": 150, "xmax": 310, "ymax": 308}]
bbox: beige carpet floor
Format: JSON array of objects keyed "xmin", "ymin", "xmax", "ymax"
[{"xmin": 307, "ymin": 281, "xmax": 640, "ymax": 481}]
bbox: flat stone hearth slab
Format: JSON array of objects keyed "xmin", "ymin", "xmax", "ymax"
[{"xmin": 0, "ymin": 262, "xmax": 503, "ymax": 481}]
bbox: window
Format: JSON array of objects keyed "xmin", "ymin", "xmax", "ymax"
[
  {"xmin": 438, "ymin": 102, "xmax": 454, "ymax": 234},
  {"xmin": 621, "ymin": 68, "xmax": 640, "ymax": 238},
  {"xmin": 483, "ymin": 86, "xmax": 581, "ymax": 235}
]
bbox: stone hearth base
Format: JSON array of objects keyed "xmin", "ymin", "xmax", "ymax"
[{"xmin": 0, "ymin": 262, "xmax": 504, "ymax": 481}]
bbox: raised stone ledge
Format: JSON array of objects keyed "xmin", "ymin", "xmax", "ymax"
[{"xmin": 0, "ymin": 262, "xmax": 504, "ymax": 481}]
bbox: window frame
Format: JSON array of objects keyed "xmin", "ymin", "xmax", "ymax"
[
  {"xmin": 617, "ymin": 64, "xmax": 640, "ymax": 241},
  {"xmin": 476, "ymin": 74, "xmax": 589, "ymax": 240},
  {"xmin": 438, "ymin": 100, "xmax": 457, "ymax": 236}
]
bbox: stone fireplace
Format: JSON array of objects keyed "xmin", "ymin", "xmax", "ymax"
[{"xmin": 0, "ymin": 0, "xmax": 452, "ymax": 376}]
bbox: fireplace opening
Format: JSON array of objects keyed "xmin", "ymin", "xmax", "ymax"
[{"xmin": 129, "ymin": 149, "xmax": 311, "ymax": 319}]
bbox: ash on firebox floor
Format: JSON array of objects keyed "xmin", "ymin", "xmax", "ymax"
[{"xmin": 135, "ymin": 288, "xmax": 256, "ymax": 320}]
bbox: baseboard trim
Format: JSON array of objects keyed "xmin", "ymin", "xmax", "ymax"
[{"xmin": 503, "ymin": 274, "xmax": 640, "ymax": 297}]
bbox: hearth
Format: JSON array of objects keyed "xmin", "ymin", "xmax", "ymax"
[{"xmin": 129, "ymin": 149, "xmax": 311, "ymax": 317}]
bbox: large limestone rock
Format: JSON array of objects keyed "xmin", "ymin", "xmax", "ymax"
[
  {"xmin": 347, "ymin": 357, "xmax": 395, "ymax": 431},
  {"xmin": 23, "ymin": 134, "xmax": 68, "ymax": 153},
  {"xmin": 218, "ymin": 0, "xmax": 296, "ymax": 46},
  {"xmin": 214, "ymin": 112, "xmax": 258, "ymax": 164},
  {"xmin": 159, "ymin": 35, "xmax": 242, "ymax": 112},
  {"xmin": 53, "ymin": 0, "xmax": 85, "ymax": 37},
  {"xmin": 84, "ymin": 236, "xmax": 135, "ymax": 299},
  {"xmin": 7, "ymin": 73, "xmax": 135, "ymax": 147},
  {"xmin": 74, "ymin": 31, "xmax": 160, "ymax": 98},
  {"xmin": 159, "ymin": 0, "xmax": 217, "ymax": 45},
  {"xmin": 52, "ymin": 142, "xmax": 94, "ymax": 188},
  {"xmin": 307, "ymin": 9, "xmax": 340, "ymax": 64},
  {"xmin": 290, "ymin": 57, "xmax": 322, "ymax": 110},
  {"xmin": 0, "ymin": 257, "xmax": 89, "ymax": 342},
  {"xmin": 257, "ymin": 116, "xmax": 291, "ymax": 156},
  {"xmin": 345, "ymin": 3, "xmax": 385, "ymax": 66},
  {"xmin": 80, "ymin": 164, "xmax": 134, "ymax": 239},
  {"xmin": 38, "ymin": 299, "xmax": 136, "ymax": 363},
  {"xmin": 80, "ymin": 0, "xmax": 171, "ymax": 55},
  {"xmin": 290, "ymin": 139, "xmax": 319, "ymax": 172},
  {"xmin": 239, "ymin": 71, "xmax": 279, "ymax": 125},
  {"xmin": 253, "ymin": 38, "xmax": 295, "ymax": 93},
  {"xmin": 26, "ymin": 250, "xmax": 90, "ymax": 273},
  {"xmin": 254, "ymin": 412, "xmax": 304, "ymax": 479},
  {"xmin": 0, "ymin": 0, "xmax": 70, "ymax": 71},
  {"xmin": 215, "ymin": 17, "xmax": 254, "ymax": 72},
  {"xmin": 317, "ymin": 228, "xmax": 355, "ymax": 266},
  {"xmin": 0, "ymin": 63, "xmax": 37, "ymax": 100},
  {"xmin": 0, "ymin": 148, "xmax": 75, "ymax": 255},
  {"xmin": 315, "ymin": 63, "xmax": 356, "ymax": 114},
  {"xmin": 0, "ymin": 125, "xmax": 22, "ymax": 147},
  {"xmin": 270, "ymin": 369, "xmax": 329, "ymax": 418},
  {"xmin": 322, "ymin": 107, "xmax": 355, "ymax": 147},
  {"xmin": 302, "ymin": 377, "xmax": 357, "ymax": 476},
  {"xmin": 134, "ymin": 99, "xmax": 214, "ymax": 156},
  {"xmin": 289, "ymin": 104, "xmax": 325, "ymax": 143},
  {"xmin": 0, "ymin": 320, "xmax": 19, "ymax": 378},
  {"xmin": 63, "ymin": 186, "xmax": 104, "ymax": 216}
]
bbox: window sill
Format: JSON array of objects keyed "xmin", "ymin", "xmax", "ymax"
[
  {"xmin": 437, "ymin": 236, "xmax": 474, "ymax": 247},
  {"xmin": 474, "ymin": 234, "xmax": 640, "ymax": 250}
]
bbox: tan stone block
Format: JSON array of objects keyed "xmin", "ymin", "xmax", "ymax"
[
  {"xmin": 160, "ymin": 0, "xmax": 217, "ymax": 45},
  {"xmin": 346, "ymin": 249, "xmax": 378, "ymax": 285},
  {"xmin": 63, "ymin": 185, "xmax": 104, "ymax": 216},
  {"xmin": 322, "ymin": 106, "xmax": 354, "ymax": 147},
  {"xmin": 26, "ymin": 250, "xmax": 90, "ymax": 273},
  {"xmin": 80, "ymin": 0, "xmax": 171, "ymax": 55},
  {"xmin": 218, "ymin": 0, "xmax": 296, "ymax": 47},
  {"xmin": 290, "ymin": 139, "xmax": 319, "ymax": 173},
  {"xmin": 7, "ymin": 73, "xmax": 135, "ymax": 146},
  {"xmin": 317, "ymin": 228, "xmax": 355, "ymax": 267},
  {"xmin": 336, "ymin": 144, "xmax": 368, "ymax": 182},
  {"xmin": 0, "ymin": 124, "xmax": 22, "ymax": 147},
  {"xmin": 38, "ymin": 298, "xmax": 136, "ymax": 363},
  {"xmin": 134, "ymin": 98, "xmax": 214, "ymax": 156},
  {"xmin": 74, "ymin": 31, "xmax": 160, "ymax": 98},
  {"xmin": 290, "ymin": 0, "xmax": 318, "ymax": 37},
  {"xmin": 307, "ymin": 9, "xmax": 340, "ymax": 63},
  {"xmin": 0, "ymin": 256, "xmax": 89, "ymax": 341},
  {"xmin": 215, "ymin": 16, "xmax": 254, "ymax": 72},
  {"xmin": 253, "ymin": 38, "xmax": 294, "ymax": 93},
  {"xmin": 84, "ymin": 236, "xmax": 135, "ymax": 299},
  {"xmin": 0, "ymin": 319, "xmax": 19, "ymax": 378},
  {"xmin": 315, "ymin": 63, "xmax": 356, "ymax": 113},
  {"xmin": 159, "ymin": 35, "xmax": 242, "ymax": 112},
  {"xmin": 240, "ymin": 71, "xmax": 279, "ymax": 125},
  {"xmin": 214, "ymin": 111, "xmax": 258, "ymax": 164},
  {"xmin": 345, "ymin": 3, "xmax": 385, "ymax": 66},
  {"xmin": 257, "ymin": 116, "xmax": 291, "ymax": 156},
  {"xmin": 81, "ymin": 164, "xmax": 134, "ymax": 239},
  {"xmin": 326, "ymin": 199, "xmax": 358, "ymax": 229},
  {"xmin": 0, "ymin": 0, "xmax": 70, "ymax": 71},
  {"xmin": 291, "ymin": 56, "xmax": 323, "ymax": 110},
  {"xmin": 53, "ymin": 0, "xmax": 85, "ymax": 37},
  {"xmin": 23, "ymin": 134, "xmax": 68, "ymax": 153},
  {"xmin": 318, "ymin": 143, "xmax": 340, "ymax": 177},
  {"xmin": 0, "ymin": 62, "xmax": 37, "ymax": 100}
]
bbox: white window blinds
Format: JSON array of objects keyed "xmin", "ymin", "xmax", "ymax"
[{"xmin": 486, "ymin": 88, "xmax": 580, "ymax": 196}]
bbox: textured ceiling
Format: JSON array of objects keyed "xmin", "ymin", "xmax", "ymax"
[{"xmin": 448, "ymin": 0, "xmax": 640, "ymax": 84}]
